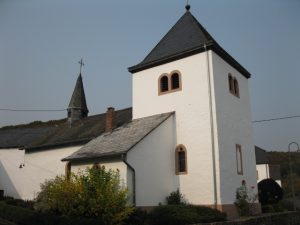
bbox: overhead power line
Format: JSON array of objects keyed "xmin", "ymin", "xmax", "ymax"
[
  {"xmin": 252, "ymin": 115, "xmax": 300, "ymax": 123},
  {"xmin": 0, "ymin": 108, "xmax": 66, "ymax": 112}
]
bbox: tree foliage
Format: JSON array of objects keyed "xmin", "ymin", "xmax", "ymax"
[{"xmin": 34, "ymin": 165, "xmax": 133, "ymax": 225}]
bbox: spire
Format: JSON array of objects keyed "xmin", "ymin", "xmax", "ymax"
[
  {"xmin": 67, "ymin": 73, "xmax": 89, "ymax": 123},
  {"xmin": 128, "ymin": 8, "xmax": 250, "ymax": 78}
]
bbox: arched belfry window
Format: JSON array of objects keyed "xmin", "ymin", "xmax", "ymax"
[
  {"xmin": 158, "ymin": 71, "xmax": 182, "ymax": 95},
  {"xmin": 228, "ymin": 73, "xmax": 233, "ymax": 93},
  {"xmin": 233, "ymin": 78, "xmax": 239, "ymax": 97},
  {"xmin": 171, "ymin": 72, "xmax": 180, "ymax": 90},
  {"xmin": 160, "ymin": 75, "xmax": 169, "ymax": 93},
  {"xmin": 228, "ymin": 73, "xmax": 239, "ymax": 98},
  {"xmin": 175, "ymin": 144, "xmax": 187, "ymax": 175}
]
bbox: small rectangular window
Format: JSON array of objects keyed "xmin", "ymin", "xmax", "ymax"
[{"xmin": 236, "ymin": 144, "xmax": 243, "ymax": 175}]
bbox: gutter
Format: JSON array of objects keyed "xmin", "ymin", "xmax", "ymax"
[
  {"xmin": 204, "ymin": 43, "xmax": 218, "ymax": 209},
  {"xmin": 122, "ymin": 154, "xmax": 136, "ymax": 205}
]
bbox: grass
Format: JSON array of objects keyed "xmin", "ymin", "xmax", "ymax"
[{"xmin": 0, "ymin": 218, "xmax": 16, "ymax": 225}]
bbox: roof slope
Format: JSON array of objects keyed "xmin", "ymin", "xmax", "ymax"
[
  {"xmin": 0, "ymin": 127, "xmax": 57, "ymax": 149},
  {"xmin": 68, "ymin": 74, "xmax": 88, "ymax": 113},
  {"xmin": 63, "ymin": 112, "xmax": 174, "ymax": 162},
  {"xmin": 26, "ymin": 107, "xmax": 132, "ymax": 151},
  {"xmin": 128, "ymin": 10, "xmax": 250, "ymax": 78},
  {"xmin": 255, "ymin": 146, "xmax": 269, "ymax": 164}
]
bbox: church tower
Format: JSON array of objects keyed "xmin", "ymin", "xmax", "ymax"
[
  {"xmin": 67, "ymin": 73, "xmax": 89, "ymax": 123},
  {"xmin": 129, "ymin": 5, "xmax": 259, "ymax": 217}
]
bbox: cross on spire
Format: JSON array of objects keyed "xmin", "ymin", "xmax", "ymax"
[{"xmin": 78, "ymin": 58, "xmax": 85, "ymax": 74}]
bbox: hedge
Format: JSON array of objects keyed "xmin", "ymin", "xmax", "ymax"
[
  {"xmin": 0, "ymin": 202, "xmax": 101, "ymax": 225},
  {"xmin": 148, "ymin": 204, "xmax": 227, "ymax": 225}
]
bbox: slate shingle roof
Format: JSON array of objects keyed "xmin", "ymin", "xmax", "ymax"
[
  {"xmin": 62, "ymin": 112, "xmax": 174, "ymax": 162},
  {"xmin": 128, "ymin": 10, "xmax": 250, "ymax": 78},
  {"xmin": 255, "ymin": 146, "xmax": 269, "ymax": 165},
  {"xmin": 0, "ymin": 126, "xmax": 57, "ymax": 149},
  {"xmin": 26, "ymin": 108, "xmax": 132, "ymax": 151},
  {"xmin": 0, "ymin": 108, "xmax": 132, "ymax": 151}
]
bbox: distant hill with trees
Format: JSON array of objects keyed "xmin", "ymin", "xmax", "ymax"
[{"xmin": 267, "ymin": 151, "xmax": 300, "ymax": 197}]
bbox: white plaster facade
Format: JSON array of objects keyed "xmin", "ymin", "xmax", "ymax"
[
  {"xmin": 0, "ymin": 146, "xmax": 81, "ymax": 199},
  {"xmin": 132, "ymin": 50, "xmax": 257, "ymax": 207}
]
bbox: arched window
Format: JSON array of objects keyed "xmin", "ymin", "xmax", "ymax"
[
  {"xmin": 233, "ymin": 78, "xmax": 239, "ymax": 97},
  {"xmin": 228, "ymin": 73, "xmax": 240, "ymax": 98},
  {"xmin": 171, "ymin": 73, "xmax": 180, "ymax": 90},
  {"xmin": 228, "ymin": 73, "xmax": 233, "ymax": 93},
  {"xmin": 175, "ymin": 145, "xmax": 187, "ymax": 175},
  {"xmin": 160, "ymin": 75, "xmax": 169, "ymax": 93}
]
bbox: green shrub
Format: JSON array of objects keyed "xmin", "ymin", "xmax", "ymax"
[
  {"xmin": 123, "ymin": 208, "xmax": 148, "ymax": 225},
  {"xmin": 148, "ymin": 205, "xmax": 226, "ymax": 225},
  {"xmin": 35, "ymin": 166, "xmax": 133, "ymax": 225},
  {"xmin": 0, "ymin": 201, "xmax": 102, "ymax": 225},
  {"xmin": 165, "ymin": 190, "xmax": 186, "ymax": 205},
  {"xmin": 0, "ymin": 201, "xmax": 34, "ymax": 224},
  {"xmin": 3, "ymin": 198, "xmax": 34, "ymax": 209}
]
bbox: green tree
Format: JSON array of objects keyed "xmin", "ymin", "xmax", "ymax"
[{"xmin": 35, "ymin": 165, "xmax": 133, "ymax": 225}]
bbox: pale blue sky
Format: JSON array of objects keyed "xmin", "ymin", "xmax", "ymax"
[{"xmin": 0, "ymin": 0, "xmax": 300, "ymax": 151}]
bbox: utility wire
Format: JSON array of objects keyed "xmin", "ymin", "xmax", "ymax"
[
  {"xmin": 0, "ymin": 108, "xmax": 66, "ymax": 112},
  {"xmin": 252, "ymin": 115, "xmax": 300, "ymax": 123}
]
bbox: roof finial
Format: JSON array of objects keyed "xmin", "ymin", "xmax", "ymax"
[
  {"xmin": 185, "ymin": 0, "xmax": 191, "ymax": 11},
  {"xmin": 78, "ymin": 58, "xmax": 85, "ymax": 74}
]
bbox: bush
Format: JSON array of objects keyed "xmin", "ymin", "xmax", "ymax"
[
  {"xmin": 35, "ymin": 165, "xmax": 133, "ymax": 225},
  {"xmin": 123, "ymin": 208, "xmax": 148, "ymax": 225},
  {"xmin": 165, "ymin": 189, "xmax": 186, "ymax": 205},
  {"xmin": 258, "ymin": 178, "xmax": 283, "ymax": 205},
  {"xmin": 148, "ymin": 205, "xmax": 226, "ymax": 225},
  {"xmin": 0, "ymin": 201, "xmax": 102, "ymax": 225},
  {"xmin": 2, "ymin": 197, "xmax": 34, "ymax": 209}
]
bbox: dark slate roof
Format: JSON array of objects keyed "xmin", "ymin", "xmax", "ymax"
[
  {"xmin": 62, "ymin": 112, "xmax": 174, "ymax": 162},
  {"xmin": 68, "ymin": 74, "xmax": 89, "ymax": 113},
  {"xmin": 128, "ymin": 10, "xmax": 250, "ymax": 78},
  {"xmin": 255, "ymin": 146, "xmax": 269, "ymax": 165},
  {"xmin": 26, "ymin": 107, "xmax": 132, "ymax": 151},
  {"xmin": 0, "ymin": 126, "xmax": 57, "ymax": 149}
]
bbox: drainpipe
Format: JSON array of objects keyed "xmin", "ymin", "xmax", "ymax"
[
  {"xmin": 204, "ymin": 43, "xmax": 218, "ymax": 209},
  {"xmin": 122, "ymin": 154, "xmax": 136, "ymax": 205}
]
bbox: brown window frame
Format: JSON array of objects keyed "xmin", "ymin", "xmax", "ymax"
[
  {"xmin": 175, "ymin": 144, "xmax": 187, "ymax": 175},
  {"xmin": 236, "ymin": 144, "xmax": 243, "ymax": 175},
  {"xmin": 158, "ymin": 70, "xmax": 182, "ymax": 95}
]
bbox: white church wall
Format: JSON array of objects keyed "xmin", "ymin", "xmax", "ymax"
[
  {"xmin": 0, "ymin": 146, "xmax": 81, "ymax": 199},
  {"xmin": 132, "ymin": 53, "xmax": 216, "ymax": 205},
  {"xmin": 0, "ymin": 148, "xmax": 25, "ymax": 198},
  {"xmin": 127, "ymin": 115, "xmax": 177, "ymax": 206},
  {"xmin": 211, "ymin": 51, "xmax": 257, "ymax": 204}
]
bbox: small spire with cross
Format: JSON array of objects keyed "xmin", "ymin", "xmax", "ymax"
[
  {"xmin": 78, "ymin": 58, "xmax": 85, "ymax": 74},
  {"xmin": 185, "ymin": 0, "xmax": 191, "ymax": 11}
]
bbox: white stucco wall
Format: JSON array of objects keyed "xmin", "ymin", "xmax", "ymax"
[
  {"xmin": 0, "ymin": 148, "xmax": 25, "ymax": 198},
  {"xmin": 0, "ymin": 146, "xmax": 81, "ymax": 199},
  {"xmin": 211, "ymin": 51, "xmax": 257, "ymax": 204},
  {"xmin": 132, "ymin": 52, "xmax": 216, "ymax": 205},
  {"xmin": 127, "ymin": 115, "xmax": 177, "ymax": 206},
  {"xmin": 132, "ymin": 50, "xmax": 257, "ymax": 207}
]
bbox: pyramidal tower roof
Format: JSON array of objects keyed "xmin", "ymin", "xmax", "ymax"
[
  {"xmin": 68, "ymin": 74, "xmax": 88, "ymax": 113},
  {"xmin": 128, "ymin": 9, "xmax": 250, "ymax": 78}
]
